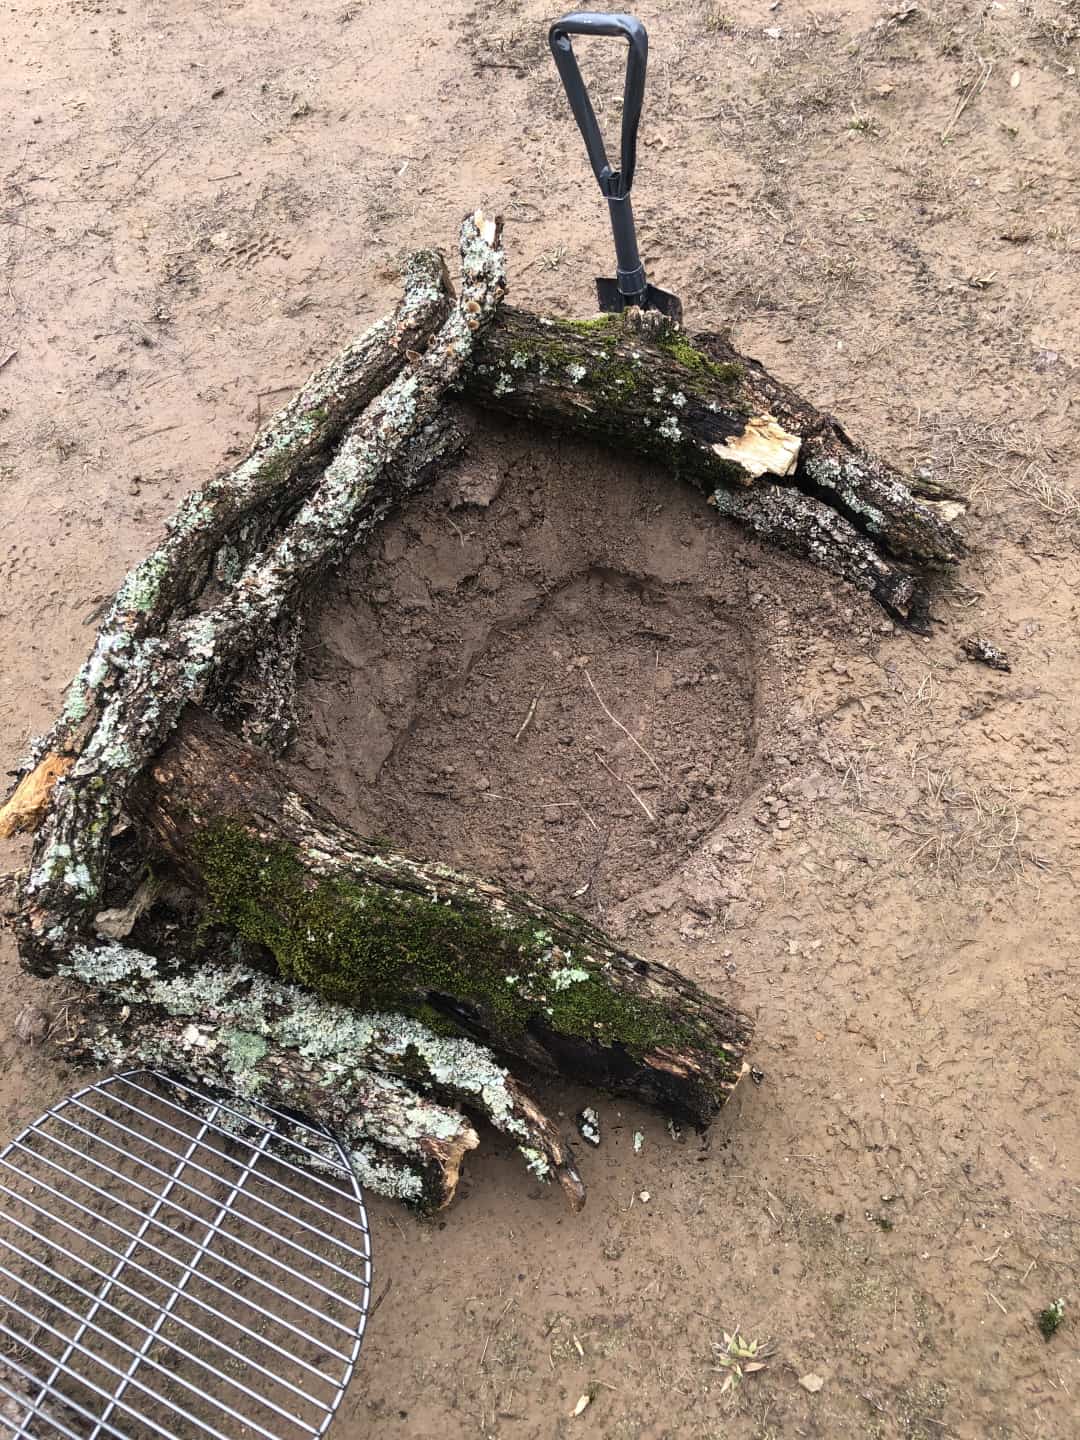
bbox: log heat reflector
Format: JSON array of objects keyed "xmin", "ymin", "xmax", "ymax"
[{"xmin": 0, "ymin": 1071, "xmax": 372, "ymax": 1439}]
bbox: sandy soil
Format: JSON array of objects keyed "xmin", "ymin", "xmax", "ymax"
[{"xmin": 3, "ymin": 0, "xmax": 1080, "ymax": 1436}]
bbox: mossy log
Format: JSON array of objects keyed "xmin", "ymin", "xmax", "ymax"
[
  {"xmin": 463, "ymin": 308, "xmax": 966, "ymax": 628},
  {"xmin": 119, "ymin": 709, "xmax": 752, "ymax": 1127}
]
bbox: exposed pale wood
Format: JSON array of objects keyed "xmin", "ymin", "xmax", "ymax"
[
  {"xmin": 0, "ymin": 752, "xmax": 72, "ymax": 838},
  {"xmin": 464, "ymin": 306, "xmax": 967, "ymax": 627}
]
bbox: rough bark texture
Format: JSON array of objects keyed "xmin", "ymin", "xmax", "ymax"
[
  {"xmin": 63, "ymin": 942, "xmax": 584, "ymax": 1210},
  {"xmin": 119, "ymin": 709, "xmax": 752, "ymax": 1127},
  {"xmin": 43, "ymin": 248, "xmax": 454, "ymax": 763},
  {"xmin": 464, "ymin": 307, "xmax": 966, "ymax": 627},
  {"xmin": 16, "ymin": 214, "xmax": 504, "ymax": 975}
]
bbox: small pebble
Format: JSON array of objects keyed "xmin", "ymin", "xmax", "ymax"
[{"xmin": 576, "ymin": 1107, "xmax": 601, "ymax": 1147}]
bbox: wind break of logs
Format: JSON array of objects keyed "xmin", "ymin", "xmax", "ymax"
[{"xmin": 1, "ymin": 211, "xmax": 966, "ymax": 1211}]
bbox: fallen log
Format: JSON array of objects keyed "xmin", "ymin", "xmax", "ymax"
[
  {"xmin": 14, "ymin": 213, "xmax": 504, "ymax": 974},
  {"xmin": 464, "ymin": 307, "xmax": 966, "ymax": 626},
  {"xmin": 65, "ymin": 944, "xmax": 589, "ymax": 1211},
  {"xmin": 117, "ymin": 708, "xmax": 752, "ymax": 1125}
]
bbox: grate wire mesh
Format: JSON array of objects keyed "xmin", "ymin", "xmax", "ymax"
[{"xmin": 0, "ymin": 1070, "xmax": 372, "ymax": 1439}]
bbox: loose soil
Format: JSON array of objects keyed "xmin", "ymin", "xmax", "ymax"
[{"xmin": 2, "ymin": 1, "xmax": 1079, "ymax": 1437}]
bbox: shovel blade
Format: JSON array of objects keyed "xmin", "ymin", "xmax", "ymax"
[{"xmin": 596, "ymin": 276, "xmax": 683, "ymax": 324}]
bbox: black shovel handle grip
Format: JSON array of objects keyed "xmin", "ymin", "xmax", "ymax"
[{"xmin": 548, "ymin": 12, "xmax": 647, "ymax": 198}]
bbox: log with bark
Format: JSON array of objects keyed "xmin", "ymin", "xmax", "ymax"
[
  {"xmin": 464, "ymin": 308, "xmax": 966, "ymax": 626},
  {"xmin": 3, "ymin": 207, "xmax": 969, "ymax": 1211}
]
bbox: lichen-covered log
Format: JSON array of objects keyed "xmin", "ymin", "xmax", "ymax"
[
  {"xmin": 463, "ymin": 308, "xmax": 966, "ymax": 627},
  {"xmin": 45, "ymin": 249, "xmax": 453, "ymax": 759},
  {"xmin": 63, "ymin": 942, "xmax": 585, "ymax": 1210},
  {"xmin": 16, "ymin": 214, "xmax": 504, "ymax": 973},
  {"xmin": 118, "ymin": 710, "xmax": 752, "ymax": 1126}
]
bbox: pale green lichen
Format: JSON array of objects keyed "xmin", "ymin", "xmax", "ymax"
[
  {"xmin": 224, "ymin": 1029, "xmax": 269, "ymax": 1072},
  {"xmin": 520, "ymin": 1146, "xmax": 551, "ymax": 1180},
  {"xmin": 550, "ymin": 966, "xmax": 591, "ymax": 991},
  {"xmin": 804, "ymin": 454, "xmax": 887, "ymax": 534},
  {"xmin": 61, "ymin": 942, "xmax": 538, "ymax": 1151},
  {"xmin": 658, "ymin": 415, "xmax": 682, "ymax": 442},
  {"xmin": 347, "ymin": 1143, "xmax": 425, "ymax": 1203}
]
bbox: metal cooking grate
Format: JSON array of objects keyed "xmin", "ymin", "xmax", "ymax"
[{"xmin": 0, "ymin": 1070, "xmax": 372, "ymax": 1439}]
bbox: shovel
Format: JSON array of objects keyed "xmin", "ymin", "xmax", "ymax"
[{"xmin": 548, "ymin": 11, "xmax": 683, "ymax": 323}]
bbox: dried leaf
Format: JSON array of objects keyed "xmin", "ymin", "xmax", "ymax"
[
  {"xmin": 743, "ymin": 1361, "xmax": 767, "ymax": 1373},
  {"xmin": 572, "ymin": 1393, "xmax": 592, "ymax": 1417},
  {"xmin": 1010, "ymin": 70, "xmax": 1021, "ymax": 88}
]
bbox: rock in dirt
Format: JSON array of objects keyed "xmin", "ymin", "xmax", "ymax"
[
  {"xmin": 13, "ymin": 1003, "xmax": 49, "ymax": 1044},
  {"xmin": 576, "ymin": 1107, "xmax": 601, "ymax": 1147},
  {"xmin": 961, "ymin": 635, "xmax": 1011, "ymax": 672}
]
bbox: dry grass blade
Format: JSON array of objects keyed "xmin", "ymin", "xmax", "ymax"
[{"xmin": 584, "ymin": 670, "xmax": 665, "ymax": 781}]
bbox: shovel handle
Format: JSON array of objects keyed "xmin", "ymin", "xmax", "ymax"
[{"xmin": 548, "ymin": 12, "xmax": 647, "ymax": 198}]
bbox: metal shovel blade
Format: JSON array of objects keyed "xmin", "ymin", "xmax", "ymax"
[{"xmin": 595, "ymin": 276, "xmax": 683, "ymax": 323}]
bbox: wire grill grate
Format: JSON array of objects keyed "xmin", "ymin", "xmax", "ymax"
[{"xmin": 0, "ymin": 1070, "xmax": 372, "ymax": 1439}]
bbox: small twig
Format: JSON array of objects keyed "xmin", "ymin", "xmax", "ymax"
[
  {"xmin": 0, "ymin": 349, "xmax": 17, "ymax": 373},
  {"xmin": 941, "ymin": 58, "xmax": 992, "ymax": 143},
  {"xmin": 513, "ymin": 686, "xmax": 545, "ymax": 744},
  {"xmin": 584, "ymin": 670, "xmax": 664, "ymax": 781},
  {"xmin": 480, "ymin": 1296, "xmax": 515, "ymax": 1368},
  {"xmin": 134, "ymin": 148, "xmax": 169, "ymax": 183},
  {"xmin": 474, "ymin": 58, "xmax": 527, "ymax": 74},
  {"xmin": 368, "ymin": 1278, "xmax": 392, "ymax": 1319},
  {"xmin": 985, "ymin": 1288, "xmax": 1008, "ymax": 1315},
  {"xmin": 132, "ymin": 423, "xmax": 182, "ymax": 445},
  {"xmin": 594, "ymin": 750, "xmax": 656, "ymax": 824},
  {"xmin": 574, "ymin": 800, "xmax": 601, "ymax": 837}
]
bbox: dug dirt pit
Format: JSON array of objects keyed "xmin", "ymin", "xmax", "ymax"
[{"xmin": 292, "ymin": 415, "xmax": 770, "ymax": 923}]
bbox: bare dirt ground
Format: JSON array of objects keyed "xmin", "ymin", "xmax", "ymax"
[{"xmin": 3, "ymin": 0, "xmax": 1080, "ymax": 1435}]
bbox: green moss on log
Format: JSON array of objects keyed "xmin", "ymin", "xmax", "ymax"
[
  {"xmin": 653, "ymin": 328, "xmax": 744, "ymax": 386},
  {"xmin": 194, "ymin": 822, "xmax": 724, "ymax": 1063},
  {"xmin": 477, "ymin": 313, "xmax": 742, "ymax": 406}
]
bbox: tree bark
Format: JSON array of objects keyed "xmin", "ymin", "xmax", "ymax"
[
  {"xmin": 41, "ymin": 248, "xmax": 455, "ymax": 762},
  {"xmin": 14, "ymin": 213, "xmax": 504, "ymax": 974},
  {"xmin": 63, "ymin": 940, "xmax": 586, "ymax": 1210},
  {"xmin": 116, "ymin": 709, "xmax": 752, "ymax": 1128},
  {"xmin": 464, "ymin": 307, "xmax": 966, "ymax": 627}
]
